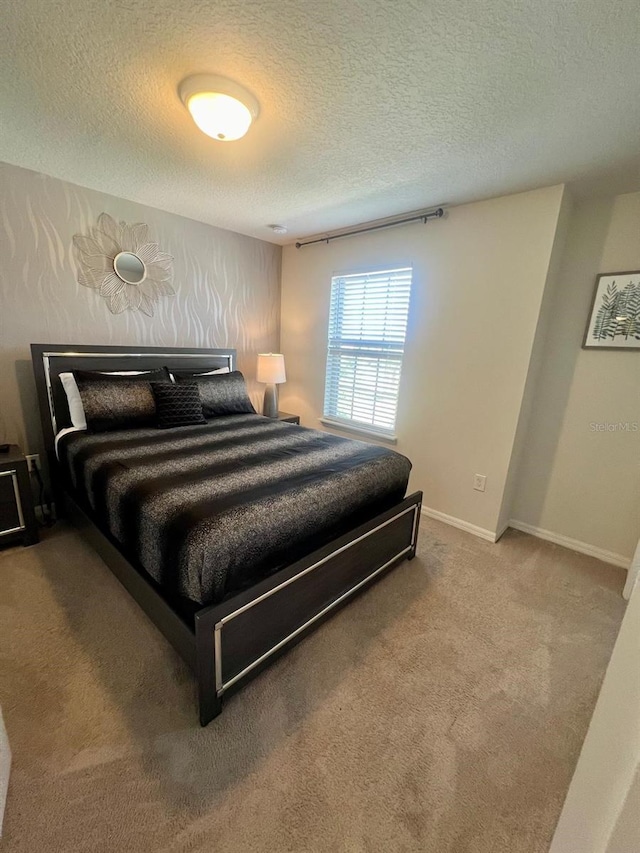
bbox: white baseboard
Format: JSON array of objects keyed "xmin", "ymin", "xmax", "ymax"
[
  {"xmin": 421, "ymin": 506, "xmax": 497, "ymax": 542},
  {"xmin": 420, "ymin": 507, "xmax": 632, "ymax": 569},
  {"xmin": 509, "ymin": 519, "xmax": 630, "ymax": 570}
]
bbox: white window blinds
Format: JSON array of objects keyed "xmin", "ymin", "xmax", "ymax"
[{"xmin": 323, "ymin": 267, "xmax": 412, "ymax": 437}]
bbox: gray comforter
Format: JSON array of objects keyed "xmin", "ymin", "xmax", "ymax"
[{"xmin": 58, "ymin": 415, "xmax": 411, "ymax": 604}]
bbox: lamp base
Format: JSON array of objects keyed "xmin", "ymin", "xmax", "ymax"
[{"xmin": 262, "ymin": 384, "xmax": 278, "ymax": 418}]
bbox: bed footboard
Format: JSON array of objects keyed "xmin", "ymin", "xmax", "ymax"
[
  {"xmin": 60, "ymin": 487, "xmax": 422, "ymax": 727},
  {"xmin": 195, "ymin": 491, "xmax": 422, "ymax": 725}
]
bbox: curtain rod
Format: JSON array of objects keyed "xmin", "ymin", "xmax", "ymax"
[{"xmin": 295, "ymin": 207, "xmax": 445, "ymax": 249}]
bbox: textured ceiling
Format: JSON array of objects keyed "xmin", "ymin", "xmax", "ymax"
[{"xmin": 1, "ymin": 0, "xmax": 640, "ymax": 244}]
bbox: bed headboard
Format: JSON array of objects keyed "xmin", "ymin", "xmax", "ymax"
[{"xmin": 30, "ymin": 343, "xmax": 237, "ymax": 458}]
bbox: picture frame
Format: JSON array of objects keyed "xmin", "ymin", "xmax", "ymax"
[{"xmin": 583, "ymin": 270, "xmax": 640, "ymax": 350}]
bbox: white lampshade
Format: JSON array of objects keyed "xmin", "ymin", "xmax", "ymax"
[{"xmin": 257, "ymin": 353, "xmax": 286, "ymax": 384}]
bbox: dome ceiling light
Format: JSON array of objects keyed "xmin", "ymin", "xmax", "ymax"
[{"xmin": 179, "ymin": 74, "xmax": 260, "ymax": 142}]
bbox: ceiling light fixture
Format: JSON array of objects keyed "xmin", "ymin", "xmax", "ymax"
[
  {"xmin": 269, "ymin": 224, "xmax": 288, "ymax": 235},
  {"xmin": 179, "ymin": 74, "xmax": 260, "ymax": 142}
]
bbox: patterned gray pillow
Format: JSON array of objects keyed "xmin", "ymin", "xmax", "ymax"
[
  {"xmin": 175, "ymin": 370, "xmax": 256, "ymax": 417},
  {"xmin": 73, "ymin": 368, "xmax": 170, "ymax": 432}
]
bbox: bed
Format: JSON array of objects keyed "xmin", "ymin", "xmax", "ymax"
[{"xmin": 31, "ymin": 344, "xmax": 422, "ymax": 725}]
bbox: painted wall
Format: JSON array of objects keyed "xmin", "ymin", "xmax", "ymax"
[
  {"xmin": 0, "ymin": 162, "xmax": 281, "ymax": 455},
  {"xmin": 496, "ymin": 189, "xmax": 574, "ymax": 536},
  {"xmin": 606, "ymin": 768, "xmax": 640, "ymax": 853},
  {"xmin": 512, "ymin": 192, "xmax": 640, "ymax": 562},
  {"xmin": 280, "ymin": 185, "xmax": 566, "ymax": 538},
  {"xmin": 549, "ymin": 572, "xmax": 640, "ymax": 853}
]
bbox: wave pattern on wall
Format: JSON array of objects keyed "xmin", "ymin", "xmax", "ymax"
[{"xmin": 0, "ymin": 162, "xmax": 281, "ymax": 451}]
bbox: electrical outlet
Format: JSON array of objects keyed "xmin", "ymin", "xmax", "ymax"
[
  {"xmin": 473, "ymin": 474, "xmax": 486, "ymax": 492},
  {"xmin": 26, "ymin": 453, "xmax": 40, "ymax": 473}
]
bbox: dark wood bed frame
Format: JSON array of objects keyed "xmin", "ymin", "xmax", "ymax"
[{"xmin": 31, "ymin": 343, "xmax": 422, "ymax": 725}]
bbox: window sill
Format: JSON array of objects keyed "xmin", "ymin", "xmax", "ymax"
[{"xmin": 319, "ymin": 418, "xmax": 398, "ymax": 444}]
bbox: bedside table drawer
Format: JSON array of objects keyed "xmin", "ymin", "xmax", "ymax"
[
  {"xmin": 0, "ymin": 469, "xmax": 25, "ymax": 537},
  {"xmin": 0, "ymin": 446, "xmax": 39, "ymax": 547}
]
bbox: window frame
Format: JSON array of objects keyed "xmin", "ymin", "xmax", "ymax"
[{"xmin": 320, "ymin": 263, "xmax": 413, "ymax": 443}]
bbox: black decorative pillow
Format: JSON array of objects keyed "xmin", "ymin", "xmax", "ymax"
[
  {"xmin": 174, "ymin": 370, "xmax": 256, "ymax": 417},
  {"xmin": 151, "ymin": 382, "xmax": 206, "ymax": 429},
  {"xmin": 73, "ymin": 368, "xmax": 170, "ymax": 432}
]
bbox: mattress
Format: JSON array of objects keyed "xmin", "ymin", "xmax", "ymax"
[{"xmin": 57, "ymin": 414, "xmax": 412, "ymax": 605}]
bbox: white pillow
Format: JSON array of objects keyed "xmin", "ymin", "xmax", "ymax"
[
  {"xmin": 59, "ymin": 373, "xmax": 87, "ymax": 429},
  {"xmin": 59, "ymin": 370, "xmax": 154, "ymax": 430}
]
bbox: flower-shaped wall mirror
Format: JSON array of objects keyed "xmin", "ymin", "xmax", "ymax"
[{"xmin": 73, "ymin": 213, "xmax": 175, "ymax": 316}]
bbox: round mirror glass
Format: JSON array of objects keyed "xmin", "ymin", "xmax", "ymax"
[{"xmin": 114, "ymin": 251, "xmax": 146, "ymax": 284}]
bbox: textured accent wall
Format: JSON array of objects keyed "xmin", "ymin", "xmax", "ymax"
[{"xmin": 0, "ymin": 162, "xmax": 281, "ymax": 453}]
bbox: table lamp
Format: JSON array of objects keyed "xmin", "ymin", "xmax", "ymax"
[{"xmin": 257, "ymin": 353, "xmax": 286, "ymax": 418}]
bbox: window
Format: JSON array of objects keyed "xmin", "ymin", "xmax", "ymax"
[{"xmin": 323, "ymin": 267, "xmax": 412, "ymax": 438}]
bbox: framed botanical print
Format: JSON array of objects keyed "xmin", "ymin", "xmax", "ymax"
[{"xmin": 583, "ymin": 270, "xmax": 640, "ymax": 350}]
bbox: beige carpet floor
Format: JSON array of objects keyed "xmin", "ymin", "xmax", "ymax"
[{"xmin": 0, "ymin": 518, "xmax": 626, "ymax": 853}]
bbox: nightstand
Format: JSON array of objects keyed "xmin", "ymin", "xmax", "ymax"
[
  {"xmin": 277, "ymin": 412, "xmax": 300, "ymax": 425},
  {"xmin": 0, "ymin": 445, "xmax": 38, "ymax": 547}
]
